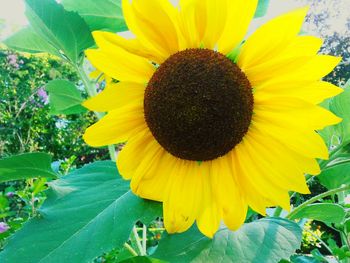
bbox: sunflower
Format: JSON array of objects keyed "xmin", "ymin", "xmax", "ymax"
[{"xmin": 83, "ymin": 0, "xmax": 342, "ymax": 237}]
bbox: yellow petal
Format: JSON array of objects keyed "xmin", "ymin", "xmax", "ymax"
[
  {"xmin": 83, "ymin": 82, "xmax": 145, "ymax": 112},
  {"xmin": 201, "ymin": 0, "xmax": 228, "ymax": 49},
  {"xmin": 133, "ymin": 151, "xmax": 175, "ymax": 202},
  {"xmin": 234, "ymin": 141, "xmax": 291, "ymax": 211},
  {"xmin": 238, "ymin": 7, "xmax": 309, "ymax": 69},
  {"xmin": 85, "ymin": 48, "xmax": 154, "ymax": 83},
  {"xmin": 254, "ymin": 97, "xmax": 342, "ymax": 130},
  {"xmin": 244, "ymin": 55, "xmax": 341, "ymax": 86},
  {"xmin": 130, "ymin": 139, "xmax": 164, "ymax": 197},
  {"xmin": 230, "ymin": 150, "xmax": 271, "ymax": 215},
  {"xmin": 177, "ymin": 0, "xmax": 202, "ymax": 48},
  {"xmin": 164, "ymin": 160, "xmax": 202, "ymax": 233},
  {"xmin": 245, "ymin": 131, "xmax": 310, "ymax": 194},
  {"xmin": 276, "ymin": 55, "xmax": 342, "ymax": 82},
  {"xmin": 279, "ymin": 35, "xmax": 323, "ymax": 57},
  {"xmin": 252, "ymin": 120, "xmax": 329, "ymax": 159},
  {"xmin": 92, "ymin": 31, "xmax": 163, "ymax": 64},
  {"xmin": 117, "ymin": 129, "xmax": 153, "ymax": 180},
  {"xmin": 196, "ymin": 162, "xmax": 221, "ymax": 238},
  {"xmin": 217, "ymin": 0, "xmax": 258, "ymax": 54},
  {"xmin": 83, "ymin": 104, "xmax": 146, "ymax": 146},
  {"xmin": 254, "ymin": 81, "xmax": 343, "ymax": 104},
  {"xmin": 250, "ymin": 126, "xmax": 321, "ymax": 176},
  {"xmin": 210, "ymin": 155, "xmax": 247, "ymax": 230},
  {"xmin": 122, "ymin": 0, "xmax": 183, "ymax": 61}
]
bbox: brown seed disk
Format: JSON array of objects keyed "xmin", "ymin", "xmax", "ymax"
[{"xmin": 144, "ymin": 48, "xmax": 253, "ymax": 161}]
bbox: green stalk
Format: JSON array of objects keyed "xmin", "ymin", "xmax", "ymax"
[
  {"xmin": 123, "ymin": 243, "xmax": 138, "ymax": 256},
  {"xmin": 133, "ymin": 226, "xmax": 146, "ymax": 256},
  {"xmin": 74, "ymin": 65, "xmax": 116, "ymax": 161},
  {"xmin": 286, "ymin": 185, "xmax": 350, "ymax": 220},
  {"xmin": 142, "ymin": 224, "xmax": 147, "ymax": 253},
  {"xmin": 304, "ymin": 229, "xmax": 338, "ymax": 261},
  {"xmin": 273, "ymin": 206, "xmax": 283, "ymax": 217}
]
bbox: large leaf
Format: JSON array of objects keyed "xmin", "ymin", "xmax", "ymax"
[
  {"xmin": 289, "ymin": 203, "xmax": 346, "ymax": 224},
  {"xmin": 318, "ymin": 161, "xmax": 350, "ymax": 189},
  {"xmin": 25, "ymin": 0, "xmax": 94, "ymax": 63},
  {"xmin": 120, "ymin": 257, "xmax": 167, "ymax": 263},
  {"xmin": 3, "ymin": 27, "xmax": 60, "ymax": 56},
  {"xmin": 0, "ymin": 161, "xmax": 162, "ymax": 263},
  {"xmin": 46, "ymin": 79, "xmax": 86, "ymax": 115},
  {"xmin": 153, "ymin": 218, "xmax": 302, "ymax": 263},
  {"xmin": 61, "ymin": 0, "xmax": 127, "ymax": 32},
  {"xmin": 0, "ymin": 153, "xmax": 56, "ymax": 183},
  {"xmin": 290, "ymin": 255, "xmax": 320, "ymax": 263},
  {"xmin": 329, "ymin": 81, "xmax": 350, "ymax": 145}
]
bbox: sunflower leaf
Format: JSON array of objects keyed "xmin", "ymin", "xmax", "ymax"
[
  {"xmin": 3, "ymin": 27, "xmax": 60, "ymax": 56},
  {"xmin": 152, "ymin": 217, "xmax": 302, "ymax": 263},
  {"xmin": 24, "ymin": 0, "xmax": 94, "ymax": 64},
  {"xmin": 288, "ymin": 203, "xmax": 346, "ymax": 224},
  {"xmin": 46, "ymin": 79, "xmax": 87, "ymax": 115},
  {"xmin": 61, "ymin": 0, "xmax": 127, "ymax": 32},
  {"xmin": 0, "ymin": 153, "xmax": 57, "ymax": 183},
  {"xmin": 318, "ymin": 160, "xmax": 350, "ymax": 189},
  {"xmin": 329, "ymin": 80, "xmax": 350, "ymax": 146},
  {"xmin": 0, "ymin": 161, "xmax": 162, "ymax": 263}
]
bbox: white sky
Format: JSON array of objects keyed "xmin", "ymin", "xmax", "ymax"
[{"xmin": 0, "ymin": 0, "xmax": 348, "ymax": 40}]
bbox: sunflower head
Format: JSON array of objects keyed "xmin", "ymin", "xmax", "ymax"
[
  {"xmin": 83, "ymin": 0, "xmax": 343, "ymax": 238},
  {"xmin": 144, "ymin": 48, "xmax": 253, "ymax": 161}
]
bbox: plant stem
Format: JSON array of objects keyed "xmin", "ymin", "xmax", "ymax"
[
  {"xmin": 74, "ymin": 64, "xmax": 116, "ymax": 161},
  {"xmin": 133, "ymin": 226, "xmax": 146, "ymax": 256},
  {"xmin": 123, "ymin": 243, "xmax": 138, "ymax": 256},
  {"xmin": 286, "ymin": 185, "xmax": 350, "ymax": 220},
  {"xmin": 142, "ymin": 224, "xmax": 147, "ymax": 253},
  {"xmin": 304, "ymin": 229, "xmax": 337, "ymax": 260},
  {"xmin": 273, "ymin": 206, "xmax": 283, "ymax": 217}
]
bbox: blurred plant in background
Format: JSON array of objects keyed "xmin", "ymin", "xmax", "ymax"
[{"xmin": 0, "ymin": 49, "xmax": 109, "ymax": 248}]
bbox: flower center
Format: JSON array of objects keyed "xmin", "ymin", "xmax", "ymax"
[{"xmin": 144, "ymin": 48, "xmax": 253, "ymax": 161}]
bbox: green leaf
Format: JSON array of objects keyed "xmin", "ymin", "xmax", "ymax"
[
  {"xmin": 0, "ymin": 153, "xmax": 57, "ymax": 183},
  {"xmin": 3, "ymin": 27, "xmax": 60, "ymax": 56},
  {"xmin": 46, "ymin": 79, "xmax": 86, "ymax": 115},
  {"xmin": 0, "ymin": 161, "xmax": 161, "ymax": 263},
  {"xmin": 119, "ymin": 257, "xmax": 167, "ymax": 263},
  {"xmin": 61, "ymin": 0, "xmax": 127, "ymax": 32},
  {"xmin": 318, "ymin": 161, "xmax": 350, "ymax": 189},
  {"xmin": 329, "ymin": 80, "xmax": 350, "ymax": 145},
  {"xmin": 254, "ymin": 0, "xmax": 270, "ymax": 18},
  {"xmin": 290, "ymin": 255, "xmax": 320, "ymax": 263},
  {"xmin": 25, "ymin": 0, "xmax": 94, "ymax": 63},
  {"xmin": 153, "ymin": 218, "xmax": 302, "ymax": 263},
  {"xmin": 289, "ymin": 203, "xmax": 346, "ymax": 224}
]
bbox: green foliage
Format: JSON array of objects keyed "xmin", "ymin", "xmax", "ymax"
[
  {"xmin": 254, "ymin": 0, "xmax": 270, "ymax": 18},
  {"xmin": 0, "ymin": 161, "xmax": 162, "ymax": 263},
  {"xmin": 153, "ymin": 218, "xmax": 302, "ymax": 263},
  {"xmin": 329, "ymin": 80, "xmax": 350, "ymax": 146},
  {"xmin": 0, "ymin": 153, "xmax": 56, "ymax": 182},
  {"xmin": 289, "ymin": 203, "xmax": 346, "ymax": 224},
  {"xmin": 120, "ymin": 257, "xmax": 166, "ymax": 263},
  {"xmin": 318, "ymin": 160, "xmax": 350, "ymax": 189},
  {"xmin": 24, "ymin": 0, "xmax": 94, "ymax": 63},
  {"xmin": 61, "ymin": 0, "xmax": 128, "ymax": 32},
  {"xmin": 4, "ymin": 27, "xmax": 60, "ymax": 56},
  {"xmin": 46, "ymin": 79, "xmax": 87, "ymax": 115},
  {"xmin": 318, "ymin": 81, "xmax": 350, "ymax": 189},
  {"xmin": 0, "ymin": 49, "xmax": 106, "ymax": 163}
]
